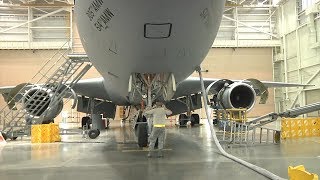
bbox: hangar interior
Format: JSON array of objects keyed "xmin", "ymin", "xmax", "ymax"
[{"xmin": 0, "ymin": 0, "xmax": 320, "ymax": 180}]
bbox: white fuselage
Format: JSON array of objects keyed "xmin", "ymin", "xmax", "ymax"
[{"xmin": 75, "ymin": 0, "xmax": 225, "ymax": 105}]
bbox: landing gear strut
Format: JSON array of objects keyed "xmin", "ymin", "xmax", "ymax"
[{"xmin": 131, "ymin": 73, "xmax": 176, "ymax": 147}]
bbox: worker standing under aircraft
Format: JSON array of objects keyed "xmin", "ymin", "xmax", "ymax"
[{"xmin": 144, "ymin": 102, "xmax": 172, "ymax": 158}]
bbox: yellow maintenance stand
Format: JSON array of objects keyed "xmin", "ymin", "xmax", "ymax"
[{"xmin": 216, "ymin": 108, "xmax": 247, "ymax": 122}]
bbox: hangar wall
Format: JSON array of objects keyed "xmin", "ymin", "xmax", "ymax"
[{"xmin": 274, "ymin": 0, "xmax": 320, "ymax": 117}]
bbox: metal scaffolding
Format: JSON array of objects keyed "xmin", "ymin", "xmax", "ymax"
[
  {"xmin": 0, "ymin": 0, "xmax": 73, "ymax": 49},
  {"xmin": 214, "ymin": 0, "xmax": 281, "ymax": 47}
]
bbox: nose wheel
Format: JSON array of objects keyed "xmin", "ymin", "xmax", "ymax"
[
  {"xmin": 137, "ymin": 123, "xmax": 148, "ymax": 147},
  {"xmin": 88, "ymin": 129, "xmax": 100, "ymax": 139}
]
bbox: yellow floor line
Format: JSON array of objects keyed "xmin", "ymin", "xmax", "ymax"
[{"xmin": 122, "ymin": 148, "xmax": 172, "ymax": 153}]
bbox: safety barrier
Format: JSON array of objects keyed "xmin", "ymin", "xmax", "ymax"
[
  {"xmin": 281, "ymin": 118, "xmax": 320, "ymax": 139},
  {"xmin": 31, "ymin": 124, "xmax": 61, "ymax": 143},
  {"xmin": 288, "ymin": 165, "xmax": 318, "ymax": 180}
]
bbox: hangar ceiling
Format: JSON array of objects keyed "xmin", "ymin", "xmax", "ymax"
[
  {"xmin": 215, "ymin": 0, "xmax": 280, "ymax": 47},
  {"xmin": 0, "ymin": 0, "xmax": 280, "ymax": 49},
  {"xmin": 0, "ymin": 0, "xmax": 73, "ymax": 49}
]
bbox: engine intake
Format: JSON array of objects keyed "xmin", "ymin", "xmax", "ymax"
[
  {"xmin": 22, "ymin": 87, "xmax": 63, "ymax": 121},
  {"xmin": 218, "ymin": 82, "xmax": 256, "ymax": 111}
]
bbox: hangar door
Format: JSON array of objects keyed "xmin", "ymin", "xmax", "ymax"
[{"xmin": 305, "ymin": 89, "xmax": 320, "ymax": 117}]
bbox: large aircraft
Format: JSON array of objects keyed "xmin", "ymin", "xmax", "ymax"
[{"xmin": 0, "ymin": 0, "xmax": 306, "ymax": 145}]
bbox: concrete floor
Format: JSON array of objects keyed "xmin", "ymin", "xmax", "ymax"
[{"xmin": 0, "ymin": 120, "xmax": 319, "ymax": 180}]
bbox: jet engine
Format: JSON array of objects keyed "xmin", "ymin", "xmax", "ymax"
[
  {"xmin": 22, "ymin": 87, "xmax": 63, "ymax": 121},
  {"xmin": 217, "ymin": 82, "xmax": 256, "ymax": 111}
]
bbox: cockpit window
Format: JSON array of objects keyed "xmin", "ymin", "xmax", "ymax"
[{"xmin": 144, "ymin": 23, "xmax": 172, "ymax": 39}]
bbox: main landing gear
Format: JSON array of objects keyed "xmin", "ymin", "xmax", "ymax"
[{"xmin": 178, "ymin": 113, "xmax": 200, "ymax": 127}]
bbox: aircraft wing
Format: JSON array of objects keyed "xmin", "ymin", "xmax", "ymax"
[
  {"xmin": 72, "ymin": 78, "xmax": 111, "ymax": 100},
  {"xmin": 172, "ymin": 77, "xmax": 312, "ymax": 99},
  {"xmin": 0, "ymin": 78, "xmax": 117, "ymax": 119},
  {"xmin": 0, "ymin": 78, "xmax": 111, "ymax": 101},
  {"xmin": 0, "ymin": 86, "xmax": 14, "ymax": 94},
  {"xmin": 0, "ymin": 77, "xmax": 311, "ymax": 105},
  {"xmin": 0, "ymin": 76, "xmax": 311, "ymax": 118}
]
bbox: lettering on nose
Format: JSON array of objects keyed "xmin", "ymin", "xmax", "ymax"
[
  {"xmin": 200, "ymin": 8, "xmax": 210, "ymax": 27},
  {"xmin": 94, "ymin": 8, "xmax": 115, "ymax": 31},
  {"xmin": 86, "ymin": 0, "xmax": 104, "ymax": 21},
  {"xmin": 86, "ymin": 0, "xmax": 115, "ymax": 32}
]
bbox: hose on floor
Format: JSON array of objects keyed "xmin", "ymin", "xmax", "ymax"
[{"xmin": 196, "ymin": 67, "xmax": 286, "ymax": 180}]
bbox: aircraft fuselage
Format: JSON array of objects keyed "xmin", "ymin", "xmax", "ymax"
[{"xmin": 75, "ymin": 0, "xmax": 225, "ymax": 105}]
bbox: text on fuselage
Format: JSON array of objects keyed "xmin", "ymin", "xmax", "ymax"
[
  {"xmin": 86, "ymin": 0, "xmax": 114, "ymax": 32},
  {"xmin": 86, "ymin": 0, "xmax": 104, "ymax": 21},
  {"xmin": 95, "ymin": 8, "xmax": 114, "ymax": 31}
]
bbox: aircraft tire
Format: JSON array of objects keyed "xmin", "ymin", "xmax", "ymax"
[
  {"xmin": 88, "ymin": 129, "xmax": 100, "ymax": 139},
  {"xmin": 190, "ymin": 116, "xmax": 195, "ymax": 126},
  {"xmin": 137, "ymin": 123, "xmax": 148, "ymax": 147},
  {"xmin": 191, "ymin": 114, "xmax": 200, "ymax": 125},
  {"xmin": 179, "ymin": 114, "xmax": 188, "ymax": 126}
]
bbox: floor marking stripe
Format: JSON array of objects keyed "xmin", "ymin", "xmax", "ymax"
[{"xmin": 122, "ymin": 148, "xmax": 172, "ymax": 152}]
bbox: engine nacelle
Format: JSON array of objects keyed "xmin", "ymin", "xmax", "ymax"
[
  {"xmin": 22, "ymin": 87, "xmax": 63, "ymax": 121},
  {"xmin": 218, "ymin": 82, "xmax": 256, "ymax": 111}
]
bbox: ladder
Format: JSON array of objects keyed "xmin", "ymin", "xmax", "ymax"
[
  {"xmin": 0, "ymin": 42, "xmax": 92, "ymax": 138},
  {"xmin": 247, "ymin": 101, "xmax": 320, "ymax": 129}
]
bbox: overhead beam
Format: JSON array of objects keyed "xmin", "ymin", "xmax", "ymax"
[
  {"xmin": 222, "ymin": 15, "xmax": 279, "ymax": 38},
  {"xmin": 20, "ymin": 3, "xmax": 73, "ymax": 7},
  {"xmin": 258, "ymin": 9, "xmax": 277, "ymax": 31},
  {"xmin": 0, "ymin": 7, "xmax": 68, "ymax": 34}
]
